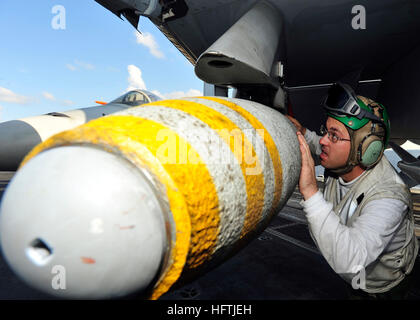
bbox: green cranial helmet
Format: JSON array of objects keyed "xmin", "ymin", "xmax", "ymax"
[{"xmin": 326, "ymin": 96, "xmax": 390, "ymax": 146}]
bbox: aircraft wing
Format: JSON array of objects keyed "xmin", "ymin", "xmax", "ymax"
[
  {"xmin": 95, "ymin": 0, "xmax": 140, "ymax": 29},
  {"xmin": 94, "ymin": 0, "xmax": 420, "ymax": 85}
]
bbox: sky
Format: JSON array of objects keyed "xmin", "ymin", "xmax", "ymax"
[{"xmin": 0, "ymin": 0, "xmax": 203, "ymax": 122}]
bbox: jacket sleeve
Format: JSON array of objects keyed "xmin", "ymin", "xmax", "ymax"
[{"xmin": 301, "ymin": 191, "xmax": 408, "ymax": 275}]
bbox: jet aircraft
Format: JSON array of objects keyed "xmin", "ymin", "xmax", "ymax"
[{"xmin": 0, "ymin": 89, "xmax": 161, "ymax": 171}]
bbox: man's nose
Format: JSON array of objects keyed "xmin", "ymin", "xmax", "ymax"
[{"xmin": 319, "ymin": 134, "xmax": 329, "ymax": 146}]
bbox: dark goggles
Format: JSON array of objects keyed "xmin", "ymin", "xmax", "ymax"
[{"xmin": 323, "ymin": 82, "xmax": 383, "ymax": 123}]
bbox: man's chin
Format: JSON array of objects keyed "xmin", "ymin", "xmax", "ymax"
[
  {"xmin": 321, "ymin": 161, "xmax": 348, "ymax": 172},
  {"xmin": 320, "ymin": 155, "xmax": 344, "ymax": 170},
  {"xmin": 320, "ymin": 158, "xmax": 328, "ymax": 168},
  {"xmin": 320, "ymin": 159, "xmax": 336, "ymax": 170}
]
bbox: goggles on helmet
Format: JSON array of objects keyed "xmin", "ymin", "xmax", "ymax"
[{"xmin": 323, "ymin": 82, "xmax": 383, "ymax": 124}]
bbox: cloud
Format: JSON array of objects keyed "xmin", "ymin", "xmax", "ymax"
[
  {"xmin": 0, "ymin": 87, "xmax": 31, "ymax": 104},
  {"xmin": 42, "ymin": 91, "xmax": 56, "ymax": 101},
  {"xmin": 125, "ymin": 65, "xmax": 202, "ymax": 100},
  {"xmin": 134, "ymin": 31, "xmax": 165, "ymax": 59},
  {"xmin": 66, "ymin": 60, "xmax": 94, "ymax": 71},
  {"xmin": 126, "ymin": 65, "xmax": 147, "ymax": 91},
  {"xmin": 0, "ymin": 105, "xmax": 2, "ymax": 121},
  {"xmin": 153, "ymin": 89, "xmax": 202, "ymax": 100},
  {"xmin": 42, "ymin": 91, "xmax": 74, "ymax": 107},
  {"xmin": 151, "ymin": 90, "xmax": 165, "ymax": 99},
  {"xmin": 66, "ymin": 64, "xmax": 76, "ymax": 71},
  {"xmin": 165, "ymin": 89, "xmax": 202, "ymax": 99},
  {"xmin": 62, "ymin": 100, "xmax": 74, "ymax": 107},
  {"xmin": 75, "ymin": 60, "xmax": 94, "ymax": 70}
]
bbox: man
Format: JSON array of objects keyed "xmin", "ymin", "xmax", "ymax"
[{"xmin": 288, "ymin": 82, "xmax": 418, "ymax": 299}]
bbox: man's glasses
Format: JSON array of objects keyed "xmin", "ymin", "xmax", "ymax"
[{"xmin": 320, "ymin": 125, "xmax": 351, "ymax": 143}]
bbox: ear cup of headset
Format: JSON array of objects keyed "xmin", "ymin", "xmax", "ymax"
[{"xmin": 358, "ymin": 134, "xmax": 384, "ymax": 168}]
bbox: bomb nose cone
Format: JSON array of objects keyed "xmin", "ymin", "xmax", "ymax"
[{"xmin": 0, "ymin": 146, "xmax": 169, "ymax": 299}]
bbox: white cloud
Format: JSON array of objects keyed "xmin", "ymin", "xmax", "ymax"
[
  {"xmin": 160, "ymin": 89, "xmax": 202, "ymax": 100},
  {"xmin": 125, "ymin": 65, "xmax": 202, "ymax": 100},
  {"xmin": 126, "ymin": 65, "xmax": 147, "ymax": 91},
  {"xmin": 75, "ymin": 60, "xmax": 94, "ymax": 70},
  {"xmin": 66, "ymin": 64, "xmax": 76, "ymax": 71},
  {"xmin": 66, "ymin": 60, "xmax": 94, "ymax": 71},
  {"xmin": 0, "ymin": 87, "xmax": 31, "ymax": 104},
  {"xmin": 42, "ymin": 91, "xmax": 74, "ymax": 107},
  {"xmin": 0, "ymin": 105, "xmax": 3, "ymax": 121},
  {"xmin": 134, "ymin": 31, "xmax": 165, "ymax": 59},
  {"xmin": 42, "ymin": 91, "xmax": 56, "ymax": 101},
  {"xmin": 149, "ymin": 89, "xmax": 203, "ymax": 100},
  {"xmin": 151, "ymin": 90, "xmax": 165, "ymax": 99},
  {"xmin": 62, "ymin": 100, "xmax": 74, "ymax": 106}
]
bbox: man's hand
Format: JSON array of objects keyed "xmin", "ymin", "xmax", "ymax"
[
  {"xmin": 286, "ymin": 115, "xmax": 307, "ymax": 135},
  {"xmin": 297, "ymin": 131, "xmax": 318, "ymax": 200}
]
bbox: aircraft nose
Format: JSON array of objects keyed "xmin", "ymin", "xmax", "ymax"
[
  {"xmin": 0, "ymin": 146, "xmax": 169, "ymax": 299},
  {"xmin": 0, "ymin": 120, "xmax": 42, "ymax": 171}
]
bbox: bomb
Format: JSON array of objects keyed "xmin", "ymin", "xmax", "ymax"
[{"xmin": 0, "ymin": 97, "xmax": 301, "ymax": 299}]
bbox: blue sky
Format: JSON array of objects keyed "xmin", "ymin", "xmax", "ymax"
[{"xmin": 0, "ymin": 0, "xmax": 203, "ymax": 122}]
